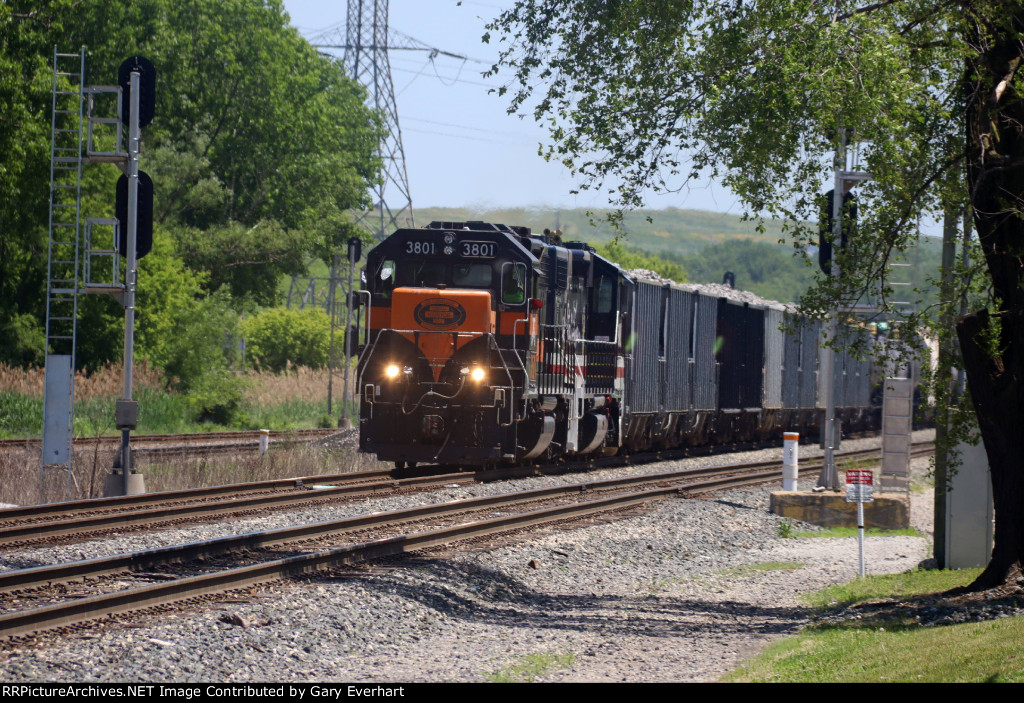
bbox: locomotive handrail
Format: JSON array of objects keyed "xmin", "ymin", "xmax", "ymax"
[
  {"xmin": 366, "ymin": 326, "xmax": 498, "ymax": 339},
  {"xmin": 482, "ymin": 332, "xmax": 527, "ymax": 426},
  {"xmin": 535, "ymin": 325, "xmax": 618, "ymax": 395},
  {"xmin": 353, "ymin": 290, "xmax": 375, "ymax": 394},
  {"xmin": 575, "ymin": 337, "xmax": 618, "ymax": 397},
  {"xmin": 511, "ymin": 314, "xmax": 534, "ymax": 385}
]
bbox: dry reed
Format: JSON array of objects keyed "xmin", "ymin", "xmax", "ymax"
[
  {"xmin": 242, "ymin": 364, "xmax": 332, "ymax": 405},
  {"xmin": 1, "ymin": 362, "xmax": 351, "ymax": 406},
  {"xmin": 0, "ymin": 362, "xmax": 164, "ymax": 400}
]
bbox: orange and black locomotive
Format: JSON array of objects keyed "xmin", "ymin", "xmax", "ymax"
[
  {"xmin": 357, "ymin": 221, "xmax": 879, "ymax": 468},
  {"xmin": 357, "ymin": 221, "xmax": 622, "ymax": 467}
]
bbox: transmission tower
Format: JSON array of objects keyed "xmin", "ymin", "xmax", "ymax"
[
  {"xmin": 287, "ymin": 1, "xmax": 479, "ymax": 314},
  {"xmin": 330, "ymin": 0, "xmax": 415, "ymax": 242},
  {"xmin": 287, "ymin": 0, "xmax": 417, "ymax": 314},
  {"xmin": 287, "ymin": 1, "xmax": 424, "ymax": 423}
]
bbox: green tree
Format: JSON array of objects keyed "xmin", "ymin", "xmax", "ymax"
[
  {"xmin": 134, "ymin": 234, "xmax": 208, "ymax": 366},
  {"xmin": 486, "ymin": 1, "xmax": 1023, "ymax": 590},
  {"xmin": 0, "ymin": 1, "xmax": 69, "ymax": 363},
  {"xmin": 592, "ymin": 240, "xmax": 687, "ymax": 283},
  {"xmin": 157, "ymin": 289, "xmax": 245, "ymax": 424},
  {"xmin": 677, "ymin": 239, "xmax": 815, "ymax": 303},
  {"xmin": 241, "ymin": 307, "xmax": 331, "ymax": 373},
  {"xmin": 0, "ymin": 0, "xmax": 380, "ymax": 370}
]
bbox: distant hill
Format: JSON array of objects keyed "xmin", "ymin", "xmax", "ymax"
[
  {"xmin": 283, "ymin": 206, "xmax": 943, "ymax": 312},
  {"xmin": 410, "ymin": 206, "xmax": 787, "ymax": 257},
  {"xmin": 409, "ymin": 206, "xmax": 944, "ymax": 309}
]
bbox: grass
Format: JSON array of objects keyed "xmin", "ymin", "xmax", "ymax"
[
  {"xmin": 726, "ymin": 616, "xmax": 1024, "ymax": 682},
  {"xmin": 722, "ymin": 567, "xmax": 1024, "ymax": 683},
  {"xmin": 0, "ymin": 362, "xmax": 378, "ymax": 504},
  {"xmin": 488, "ymin": 651, "xmax": 576, "ymax": 683},
  {"xmin": 777, "ymin": 520, "xmax": 796, "ymax": 538},
  {"xmin": 800, "ymin": 568, "xmax": 981, "ymax": 611},
  {"xmin": 792, "ymin": 526, "xmax": 922, "ymax": 539},
  {"xmin": 838, "ymin": 456, "xmax": 879, "ymax": 473}
]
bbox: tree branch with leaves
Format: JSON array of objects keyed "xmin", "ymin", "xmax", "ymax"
[{"xmin": 486, "ymin": 0, "xmax": 1024, "ymax": 591}]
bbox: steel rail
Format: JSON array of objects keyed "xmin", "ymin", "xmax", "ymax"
[
  {"xmin": 0, "ymin": 471, "xmax": 476, "ymax": 547},
  {"xmin": 0, "ymin": 450, "xmax": 932, "ymax": 640},
  {"xmin": 0, "ymin": 468, "xmax": 394, "ymax": 523},
  {"xmin": 0, "ymin": 428, "xmax": 337, "ymax": 450},
  {"xmin": 0, "ymin": 484, "xmax": 692, "ymax": 640},
  {"xmin": 0, "ymin": 442, "xmax": 931, "ymax": 548},
  {"xmin": 0, "ymin": 443, "xmax": 931, "ymax": 598}
]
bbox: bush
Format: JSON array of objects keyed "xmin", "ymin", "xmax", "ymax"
[
  {"xmin": 186, "ymin": 371, "xmax": 248, "ymax": 426},
  {"xmin": 0, "ymin": 314, "xmax": 46, "ymax": 368},
  {"xmin": 152, "ymin": 289, "xmax": 248, "ymax": 426},
  {"xmin": 157, "ymin": 290, "xmax": 242, "ymax": 390},
  {"xmin": 241, "ymin": 307, "xmax": 331, "ymax": 372}
]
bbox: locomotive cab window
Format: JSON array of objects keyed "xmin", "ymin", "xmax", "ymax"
[
  {"xmin": 374, "ymin": 259, "xmax": 396, "ymax": 299},
  {"xmin": 501, "ymin": 262, "xmax": 527, "ymax": 304},
  {"xmin": 452, "ymin": 263, "xmax": 492, "ymax": 287},
  {"xmin": 596, "ymin": 276, "xmax": 614, "ymax": 314},
  {"xmin": 401, "ymin": 260, "xmax": 445, "ymax": 287}
]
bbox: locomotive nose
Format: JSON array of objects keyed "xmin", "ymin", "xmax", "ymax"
[
  {"xmin": 392, "ymin": 288, "xmax": 494, "ymax": 334},
  {"xmin": 391, "ymin": 288, "xmax": 495, "ymax": 382}
]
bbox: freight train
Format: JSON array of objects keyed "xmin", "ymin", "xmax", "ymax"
[{"xmin": 355, "ymin": 221, "xmax": 878, "ymax": 468}]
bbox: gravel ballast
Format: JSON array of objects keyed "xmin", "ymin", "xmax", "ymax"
[{"xmin": 1, "ymin": 433, "xmax": 936, "ymax": 682}]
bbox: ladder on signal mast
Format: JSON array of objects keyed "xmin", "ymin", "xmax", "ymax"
[
  {"xmin": 41, "ymin": 48, "xmax": 87, "ymax": 499},
  {"xmin": 41, "ymin": 48, "xmax": 130, "ymax": 501}
]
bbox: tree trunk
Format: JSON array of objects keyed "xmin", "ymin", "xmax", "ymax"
[
  {"xmin": 961, "ymin": 13, "xmax": 1024, "ymax": 590},
  {"xmin": 957, "ymin": 311, "xmax": 1024, "ymax": 589}
]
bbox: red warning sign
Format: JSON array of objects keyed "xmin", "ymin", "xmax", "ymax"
[
  {"xmin": 845, "ymin": 469, "xmax": 874, "ymax": 502},
  {"xmin": 846, "ymin": 470, "xmax": 874, "ymax": 485}
]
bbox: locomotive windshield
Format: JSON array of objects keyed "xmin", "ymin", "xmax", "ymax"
[
  {"xmin": 406, "ymin": 260, "xmax": 446, "ymax": 286},
  {"xmin": 452, "ymin": 264, "xmax": 492, "ymax": 287},
  {"xmin": 370, "ymin": 258, "xmax": 498, "ymax": 292}
]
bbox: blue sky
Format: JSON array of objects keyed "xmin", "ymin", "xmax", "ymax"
[{"xmin": 281, "ymin": 0, "xmax": 740, "ymax": 214}]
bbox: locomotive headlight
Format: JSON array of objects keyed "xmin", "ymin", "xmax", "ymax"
[
  {"xmin": 385, "ymin": 364, "xmax": 401, "ymax": 379},
  {"xmin": 459, "ymin": 366, "xmax": 486, "ymax": 383}
]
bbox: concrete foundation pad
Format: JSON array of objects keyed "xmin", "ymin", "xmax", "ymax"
[
  {"xmin": 103, "ymin": 470, "xmax": 146, "ymax": 497},
  {"xmin": 770, "ymin": 491, "xmax": 909, "ymax": 529}
]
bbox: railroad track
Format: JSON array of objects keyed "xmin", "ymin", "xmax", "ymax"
[
  {"xmin": 0, "ymin": 442, "xmax": 931, "ymax": 550},
  {"xmin": 0, "ymin": 442, "xmax": 933, "ymax": 642},
  {"xmin": 0, "ymin": 467, "xmax": 475, "ymax": 548}
]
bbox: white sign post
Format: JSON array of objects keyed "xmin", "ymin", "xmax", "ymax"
[
  {"xmin": 845, "ymin": 469, "xmax": 874, "ymax": 577},
  {"xmin": 782, "ymin": 432, "xmax": 799, "ymax": 491}
]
